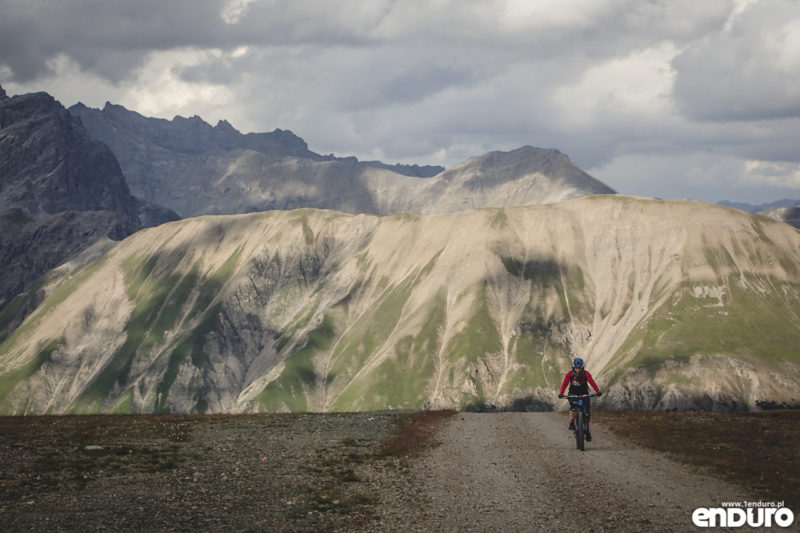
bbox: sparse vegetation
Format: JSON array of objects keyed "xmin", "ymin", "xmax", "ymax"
[
  {"xmin": 327, "ymin": 277, "xmax": 418, "ymax": 411},
  {"xmin": 3, "ymin": 198, "xmax": 800, "ymax": 415},
  {"xmin": 597, "ymin": 409, "xmax": 800, "ymax": 509},
  {"xmin": 609, "ymin": 275, "xmax": 800, "ymax": 384},
  {"xmin": 1, "ymin": 410, "xmax": 794, "ymax": 531},
  {"xmin": 381, "ymin": 409, "xmax": 457, "ymax": 456},
  {"xmin": 0, "ymin": 411, "xmax": 454, "ymax": 531},
  {"xmin": 257, "ymin": 315, "xmax": 336, "ymax": 411}
]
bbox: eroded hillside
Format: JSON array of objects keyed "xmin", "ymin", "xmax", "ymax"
[{"xmin": 1, "ymin": 196, "xmax": 799, "ymax": 414}]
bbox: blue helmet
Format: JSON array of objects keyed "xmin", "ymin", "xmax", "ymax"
[{"xmin": 572, "ymin": 357, "xmax": 585, "ymax": 369}]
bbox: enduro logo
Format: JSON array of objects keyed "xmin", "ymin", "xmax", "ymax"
[{"xmin": 692, "ymin": 502, "xmax": 795, "ymax": 528}]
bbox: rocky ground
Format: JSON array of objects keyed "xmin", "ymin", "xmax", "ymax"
[
  {"xmin": 0, "ymin": 410, "xmax": 797, "ymax": 532},
  {"xmin": 0, "ymin": 412, "xmax": 415, "ymax": 531}
]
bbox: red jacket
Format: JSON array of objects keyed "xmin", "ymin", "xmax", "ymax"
[{"xmin": 560, "ymin": 369, "xmax": 600, "ymax": 395}]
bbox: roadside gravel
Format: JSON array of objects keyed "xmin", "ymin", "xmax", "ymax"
[
  {"xmin": 1, "ymin": 411, "xmax": 789, "ymax": 532},
  {"xmin": 375, "ymin": 412, "xmax": 779, "ymax": 532},
  {"xmin": 0, "ymin": 413, "xmax": 406, "ymax": 532}
]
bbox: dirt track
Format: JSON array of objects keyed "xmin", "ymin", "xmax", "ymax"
[
  {"xmin": 375, "ymin": 412, "xmax": 773, "ymax": 532},
  {"xmin": 2, "ymin": 411, "xmax": 793, "ymax": 532}
]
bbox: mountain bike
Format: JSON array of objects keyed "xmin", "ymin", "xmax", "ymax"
[{"xmin": 564, "ymin": 393, "xmax": 598, "ymax": 451}]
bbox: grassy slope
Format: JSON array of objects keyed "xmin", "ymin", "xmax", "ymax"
[
  {"xmin": 2, "ymin": 201, "xmax": 800, "ymax": 414},
  {"xmin": 65, "ymin": 248, "xmax": 242, "ymax": 414},
  {"xmin": 609, "ymin": 274, "xmax": 800, "ymax": 394}
]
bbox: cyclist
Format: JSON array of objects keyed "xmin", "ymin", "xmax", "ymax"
[{"xmin": 558, "ymin": 357, "xmax": 602, "ymax": 441}]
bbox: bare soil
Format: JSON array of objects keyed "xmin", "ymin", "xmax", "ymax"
[
  {"xmin": 0, "ymin": 412, "xmax": 409, "ymax": 531},
  {"xmin": 1, "ymin": 410, "xmax": 798, "ymax": 532},
  {"xmin": 597, "ymin": 410, "xmax": 800, "ymax": 510}
]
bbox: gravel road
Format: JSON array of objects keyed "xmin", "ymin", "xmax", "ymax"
[
  {"xmin": 375, "ymin": 412, "xmax": 776, "ymax": 532},
  {"xmin": 2, "ymin": 412, "xmax": 792, "ymax": 532}
]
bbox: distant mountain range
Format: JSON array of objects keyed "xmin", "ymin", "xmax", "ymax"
[
  {"xmin": 759, "ymin": 206, "xmax": 800, "ymax": 229},
  {"xmin": 0, "ymin": 83, "xmax": 613, "ymax": 330},
  {"xmin": 717, "ymin": 199, "xmax": 800, "ymax": 212},
  {"xmin": 2, "ymin": 81, "xmax": 799, "ymax": 415},
  {"xmin": 717, "ymin": 200, "xmax": 800, "ymax": 230},
  {"xmin": 69, "ymin": 102, "xmax": 614, "ymax": 218}
]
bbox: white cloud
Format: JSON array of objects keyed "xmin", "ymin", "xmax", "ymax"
[
  {"xmin": 673, "ymin": 0, "xmax": 800, "ymax": 121},
  {"xmin": 221, "ymin": 0, "xmax": 271, "ymax": 24},
  {"xmin": 4, "ymin": 54, "xmax": 122, "ymax": 109},
  {"xmin": 591, "ymin": 152, "xmax": 800, "ymax": 203},
  {"xmin": 551, "ymin": 42, "xmax": 680, "ymax": 129},
  {"xmin": 500, "ymin": 0, "xmax": 611, "ymax": 30},
  {"xmin": 745, "ymin": 160, "xmax": 800, "ymax": 189},
  {"xmin": 127, "ymin": 51, "xmax": 233, "ymax": 122},
  {"xmin": 770, "ymin": 18, "xmax": 800, "ymax": 73}
]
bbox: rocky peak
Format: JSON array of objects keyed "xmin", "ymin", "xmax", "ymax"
[
  {"xmin": 71, "ymin": 102, "xmax": 315, "ymax": 157},
  {"xmin": 215, "ymin": 119, "xmax": 237, "ymax": 133},
  {"xmin": 760, "ymin": 205, "xmax": 800, "ymax": 230},
  {"xmin": 0, "ymin": 82, "xmax": 7, "ymax": 101},
  {"xmin": 1, "ymin": 91, "xmax": 135, "ymax": 219},
  {"xmin": 436, "ymin": 145, "xmax": 616, "ymax": 198},
  {"xmin": 0, "ymin": 88, "xmax": 178, "ymax": 313}
]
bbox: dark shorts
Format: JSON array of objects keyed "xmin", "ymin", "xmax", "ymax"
[{"xmin": 568, "ymin": 396, "xmax": 591, "ymax": 417}]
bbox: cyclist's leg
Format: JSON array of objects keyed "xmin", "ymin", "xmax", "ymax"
[{"xmin": 568, "ymin": 398, "xmax": 577, "ymax": 428}]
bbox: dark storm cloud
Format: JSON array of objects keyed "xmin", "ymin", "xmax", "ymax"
[
  {"xmin": 1, "ymin": 0, "xmax": 732, "ymax": 85},
  {"xmin": 0, "ymin": 0, "xmax": 389, "ymax": 84},
  {"xmin": 0, "ymin": 0, "xmax": 228, "ymax": 82},
  {"xmin": 2, "ymin": 0, "xmax": 800, "ymax": 203}
]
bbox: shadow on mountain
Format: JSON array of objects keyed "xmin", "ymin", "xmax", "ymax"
[{"xmin": 462, "ymin": 396, "xmax": 554, "ymax": 413}]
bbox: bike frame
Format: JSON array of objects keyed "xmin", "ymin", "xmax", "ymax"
[{"xmin": 564, "ymin": 393, "xmax": 598, "ymax": 451}]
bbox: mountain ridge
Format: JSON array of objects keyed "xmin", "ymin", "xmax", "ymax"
[
  {"xmin": 759, "ymin": 205, "xmax": 800, "ymax": 230},
  {"xmin": 718, "ymin": 199, "xmax": 800, "ymax": 212},
  {"xmin": 3, "ymin": 83, "xmax": 798, "ymax": 415},
  {"xmin": 2, "ymin": 195, "xmax": 798, "ymax": 414},
  {"xmin": 69, "ymin": 102, "xmax": 614, "ymax": 218}
]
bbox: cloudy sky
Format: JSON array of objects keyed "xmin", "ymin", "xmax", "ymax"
[{"xmin": 2, "ymin": 0, "xmax": 800, "ymax": 204}]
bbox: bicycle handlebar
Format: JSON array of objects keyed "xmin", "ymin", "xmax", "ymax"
[{"xmin": 562, "ymin": 393, "xmax": 599, "ymax": 399}]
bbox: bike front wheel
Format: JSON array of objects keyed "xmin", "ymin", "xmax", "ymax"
[{"xmin": 575, "ymin": 409, "xmax": 585, "ymax": 451}]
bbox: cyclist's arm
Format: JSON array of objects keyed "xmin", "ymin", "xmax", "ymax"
[
  {"xmin": 559, "ymin": 372, "xmax": 570, "ymax": 394},
  {"xmin": 585, "ymin": 371, "xmax": 601, "ymax": 393}
]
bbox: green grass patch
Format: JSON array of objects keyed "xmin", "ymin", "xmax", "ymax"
[
  {"xmin": 703, "ymin": 242, "xmax": 736, "ymax": 275},
  {"xmin": 69, "ymin": 250, "xmax": 241, "ymax": 414},
  {"xmin": 273, "ymin": 296, "xmax": 323, "ymax": 354},
  {"xmin": 332, "ymin": 294, "xmax": 445, "ymax": 411},
  {"xmin": 0, "ymin": 338, "xmax": 61, "ymax": 413},
  {"xmin": 505, "ymin": 323, "xmax": 570, "ymax": 392},
  {"xmin": 122, "ymin": 255, "xmax": 159, "ymax": 299},
  {"xmin": 610, "ymin": 275, "xmax": 800, "ymax": 380},
  {"xmin": 489, "ymin": 208, "xmax": 509, "ymax": 229},
  {"xmin": 258, "ymin": 315, "xmax": 336, "ymax": 411},
  {"xmin": 296, "ymin": 214, "xmax": 315, "ymax": 245},
  {"xmin": 153, "ymin": 303, "xmax": 223, "ymax": 413},
  {"xmin": 447, "ymin": 283, "xmax": 502, "ymax": 364},
  {"xmin": 0, "ymin": 260, "xmax": 105, "ymax": 359},
  {"xmin": 68, "ymin": 269, "xmax": 189, "ymax": 413},
  {"xmin": 326, "ymin": 277, "xmax": 417, "ymax": 394},
  {"xmin": 443, "ymin": 284, "xmax": 503, "ymax": 408}
]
